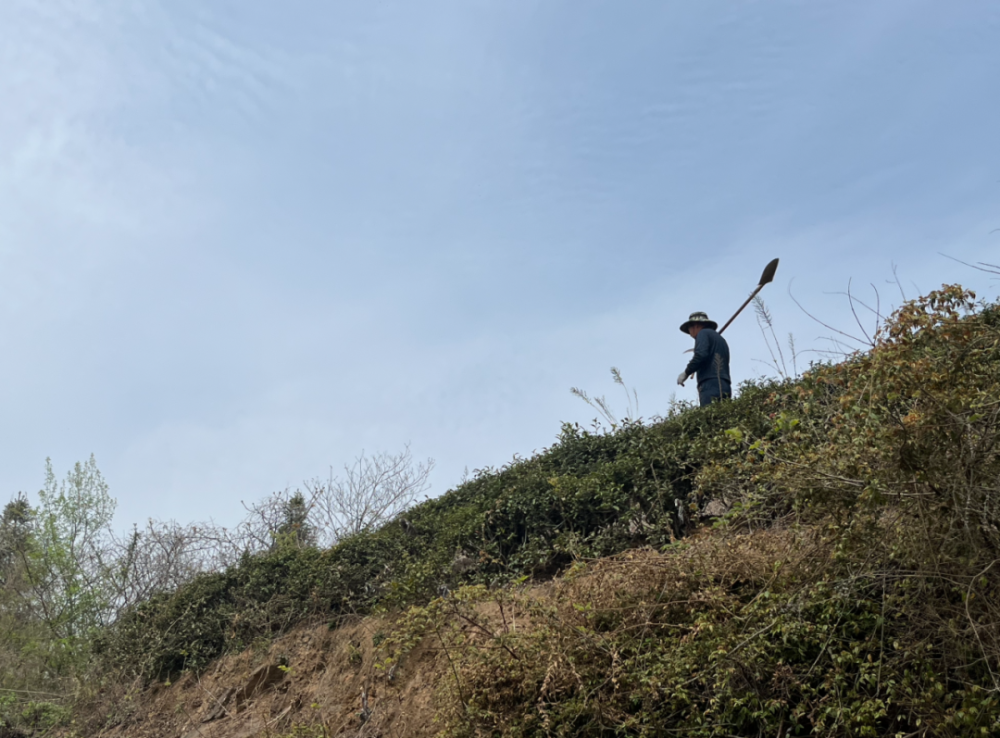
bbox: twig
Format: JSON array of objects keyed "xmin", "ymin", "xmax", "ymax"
[
  {"xmin": 789, "ymin": 279, "xmax": 871, "ymax": 348},
  {"xmin": 965, "ymin": 559, "xmax": 1000, "ymax": 693},
  {"xmin": 939, "ymin": 252, "xmax": 1000, "ymax": 276},
  {"xmin": 846, "ymin": 279, "xmax": 874, "ymax": 347}
]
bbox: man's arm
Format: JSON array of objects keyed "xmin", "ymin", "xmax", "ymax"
[{"xmin": 683, "ymin": 331, "xmax": 712, "ymax": 377}]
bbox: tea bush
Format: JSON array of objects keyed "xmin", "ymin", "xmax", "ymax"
[
  {"xmin": 396, "ymin": 287, "xmax": 1000, "ymax": 737},
  {"xmin": 397, "ymin": 533, "xmax": 999, "ymax": 737},
  {"xmin": 97, "ymin": 379, "xmax": 789, "ymax": 680},
  {"xmin": 96, "ymin": 284, "xmax": 1000, "ymax": 736}
]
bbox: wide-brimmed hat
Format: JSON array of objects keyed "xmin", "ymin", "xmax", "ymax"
[{"xmin": 679, "ymin": 311, "xmax": 718, "ymax": 333}]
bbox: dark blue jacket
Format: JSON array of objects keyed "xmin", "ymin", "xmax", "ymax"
[{"xmin": 684, "ymin": 328, "xmax": 731, "ymax": 394}]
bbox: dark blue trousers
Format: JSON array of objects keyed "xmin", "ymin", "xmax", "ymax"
[{"xmin": 698, "ymin": 381, "xmax": 732, "ymax": 408}]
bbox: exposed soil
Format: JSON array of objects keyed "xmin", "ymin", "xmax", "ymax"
[
  {"xmin": 69, "ymin": 534, "xmax": 795, "ymax": 738},
  {"xmin": 78, "ymin": 613, "xmax": 446, "ymax": 738}
]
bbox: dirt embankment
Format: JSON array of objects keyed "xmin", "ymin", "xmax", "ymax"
[
  {"xmin": 82, "ymin": 613, "xmax": 446, "ymax": 738},
  {"xmin": 74, "ymin": 530, "xmax": 768, "ymax": 738}
]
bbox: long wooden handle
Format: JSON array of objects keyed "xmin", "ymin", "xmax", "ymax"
[
  {"xmin": 718, "ymin": 283, "xmax": 765, "ymax": 335},
  {"xmin": 682, "ymin": 258, "xmax": 779, "ymax": 379}
]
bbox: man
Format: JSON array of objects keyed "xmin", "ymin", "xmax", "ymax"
[{"xmin": 677, "ymin": 312, "xmax": 731, "ymax": 407}]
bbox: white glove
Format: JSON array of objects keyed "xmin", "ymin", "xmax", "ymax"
[{"xmin": 677, "ymin": 371, "xmax": 688, "ymax": 386}]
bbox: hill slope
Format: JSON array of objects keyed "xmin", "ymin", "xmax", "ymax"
[{"xmin": 67, "ymin": 284, "xmax": 1000, "ymax": 737}]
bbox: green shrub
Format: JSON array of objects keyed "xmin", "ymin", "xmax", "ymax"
[
  {"xmin": 411, "ymin": 550, "xmax": 1000, "ymax": 737},
  {"xmin": 92, "ymin": 284, "xmax": 1000, "ymax": 735},
  {"xmin": 98, "ymin": 378, "xmax": 790, "ymax": 681},
  {"xmin": 368, "ymin": 287, "xmax": 1000, "ymax": 737}
]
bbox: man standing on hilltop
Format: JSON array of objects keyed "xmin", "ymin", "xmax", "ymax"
[{"xmin": 677, "ymin": 312, "xmax": 731, "ymax": 407}]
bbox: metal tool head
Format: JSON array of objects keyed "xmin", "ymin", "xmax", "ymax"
[{"xmin": 759, "ymin": 258, "xmax": 779, "ymax": 286}]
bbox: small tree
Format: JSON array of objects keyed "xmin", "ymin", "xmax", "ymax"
[
  {"xmin": 108, "ymin": 519, "xmax": 218, "ymax": 610},
  {"xmin": 0, "ymin": 495, "xmax": 37, "ymax": 642},
  {"xmin": 0, "ymin": 458, "xmax": 117, "ymax": 706},
  {"xmin": 305, "ymin": 446, "xmax": 433, "ymax": 545},
  {"xmin": 0, "ymin": 494, "xmax": 33, "ymax": 587},
  {"xmin": 273, "ymin": 492, "xmax": 316, "ymax": 550},
  {"xmin": 30, "ymin": 456, "xmax": 116, "ymax": 643},
  {"xmin": 227, "ymin": 486, "xmax": 315, "ymax": 558},
  {"xmin": 0, "ymin": 494, "xmax": 51, "ymax": 715}
]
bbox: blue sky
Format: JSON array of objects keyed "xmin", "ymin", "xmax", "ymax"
[{"xmin": 1, "ymin": 0, "xmax": 998, "ymax": 528}]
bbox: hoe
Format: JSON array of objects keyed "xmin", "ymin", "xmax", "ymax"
[{"xmin": 683, "ymin": 257, "xmax": 780, "ymax": 368}]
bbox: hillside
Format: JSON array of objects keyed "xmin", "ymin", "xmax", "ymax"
[{"xmin": 11, "ymin": 283, "xmax": 1000, "ymax": 737}]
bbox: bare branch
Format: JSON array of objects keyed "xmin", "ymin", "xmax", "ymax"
[
  {"xmin": 939, "ymin": 252, "xmax": 1000, "ymax": 277},
  {"xmin": 306, "ymin": 446, "xmax": 433, "ymax": 545},
  {"xmin": 789, "ymin": 279, "xmax": 872, "ymax": 350},
  {"xmin": 846, "ymin": 279, "xmax": 874, "ymax": 347}
]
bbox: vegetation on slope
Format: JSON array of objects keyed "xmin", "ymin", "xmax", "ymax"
[
  {"xmin": 96, "ymin": 376, "xmax": 785, "ymax": 682},
  {"xmin": 379, "ymin": 285, "xmax": 1000, "ymax": 737},
  {"xmin": 9, "ymin": 282, "xmax": 1000, "ymax": 737}
]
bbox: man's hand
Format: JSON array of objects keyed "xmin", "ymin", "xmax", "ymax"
[{"xmin": 677, "ymin": 371, "xmax": 688, "ymax": 386}]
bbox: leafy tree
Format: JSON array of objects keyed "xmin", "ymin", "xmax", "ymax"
[
  {"xmin": 30, "ymin": 455, "xmax": 116, "ymax": 644},
  {"xmin": 0, "ymin": 456, "xmax": 119, "ymax": 716},
  {"xmin": 0, "ymin": 495, "xmax": 39, "ymax": 663},
  {"xmin": 273, "ymin": 491, "xmax": 316, "ymax": 549},
  {"xmin": 0, "ymin": 494, "xmax": 33, "ymax": 588}
]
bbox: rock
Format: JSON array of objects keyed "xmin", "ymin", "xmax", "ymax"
[
  {"xmin": 201, "ymin": 662, "xmax": 289, "ymax": 722},
  {"xmin": 450, "ymin": 550, "xmax": 476, "ymax": 574},
  {"xmin": 700, "ymin": 499, "xmax": 730, "ymax": 519},
  {"xmin": 234, "ymin": 663, "xmax": 287, "ymax": 710},
  {"xmin": 201, "ymin": 686, "xmax": 236, "ymax": 722}
]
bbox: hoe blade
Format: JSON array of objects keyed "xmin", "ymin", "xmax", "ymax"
[{"xmin": 759, "ymin": 258, "xmax": 779, "ymax": 287}]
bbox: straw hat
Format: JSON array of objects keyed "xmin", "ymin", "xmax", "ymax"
[{"xmin": 679, "ymin": 311, "xmax": 718, "ymax": 333}]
